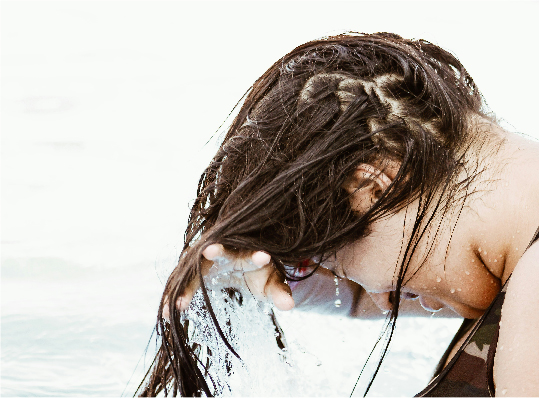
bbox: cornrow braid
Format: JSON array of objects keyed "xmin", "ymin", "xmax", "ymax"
[{"xmin": 138, "ymin": 32, "xmax": 486, "ymax": 397}]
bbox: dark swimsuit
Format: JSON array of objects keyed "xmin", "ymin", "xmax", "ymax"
[{"xmin": 416, "ymin": 229, "xmax": 539, "ymax": 397}]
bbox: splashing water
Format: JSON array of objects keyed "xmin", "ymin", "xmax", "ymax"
[{"xmin": 180, "ymin": 272, "xmax": 319, "ymax": 397}]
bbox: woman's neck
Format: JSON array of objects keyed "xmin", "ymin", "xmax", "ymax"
[
  {"xmin": 462, "ymin": 120, "xmax": 538, "ymax": 284},
  {"xmin": 405, "ymin": 121, "xmax": 538, "ymax": 317}
]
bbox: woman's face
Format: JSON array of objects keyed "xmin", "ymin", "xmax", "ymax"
[
  {"xmin": 323, "ymin": 209, "xmax": 448, "ymax": 314},
  {"xmin": 321, "ymin": 162, "xmax": 495, "ymax": 319},
  {"xmin": 321, "ymin": 207, "xmax": 490, "ymax": 318}
]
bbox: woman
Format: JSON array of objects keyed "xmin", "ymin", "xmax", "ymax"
[{"xmin": 140, "ymin": 33, "xmax": 538, "ymax": 396}]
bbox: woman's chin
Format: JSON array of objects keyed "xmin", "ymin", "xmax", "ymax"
[
  {"xmin": 419, "ymin": 296, "xmax": 485, "ymax": 319},
  {"xmin": 419, "ymin": 296, "xmax": 445, "ymax": 312}
]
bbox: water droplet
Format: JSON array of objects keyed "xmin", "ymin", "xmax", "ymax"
[
  {"xmin": 501, "ymin": 388, "xmax": 507, "ymax": 395},
  {"xmin": 465, "ymin": 271, "xmax": 470, "ymax": 275},
  {"xmin": 335, "ymin": 288, "xmax": 340, "ymax": 296},
  {"xmin": 334, "ymin": 299, "xmax": 342, "ymax": 308},
  {"xmin": 436, "ymin": 276, "xmax": 442, "ymax": 283},
  {"xmin": 211, "ymin": 278, "xmax": 217, "ymax": 285},
  {"xmin": 450, "ymin": 288, "xmax": 456, "ymax": 293},
  {"xmin": 457, "ymin": 288, "xmax": 462, "ymax": 292},
  {"xmin": 484, "ymin": 251, "xmax": 487, "ymax": 255},
  {"xmin": 494, "ymin": 259, "xmax": 497, "ymax": 263}
]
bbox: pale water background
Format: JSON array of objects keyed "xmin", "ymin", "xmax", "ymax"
[{"xmin": 2, "ymin": 1, "xmax": 538, "ymax": 396}]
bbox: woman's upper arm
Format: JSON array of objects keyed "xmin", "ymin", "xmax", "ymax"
[{"xmin": 493, "ymin": 241, "xmax": 539, "ymax": 397}]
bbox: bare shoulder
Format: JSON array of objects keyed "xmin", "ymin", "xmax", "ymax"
[{"xmin": 493, "ymin": 241, "xmax": 539, "ymax": 397}]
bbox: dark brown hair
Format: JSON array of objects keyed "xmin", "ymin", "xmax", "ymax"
[{"xmin": 137, "ymin": 32, "xmax": 485, "ymax": 396}]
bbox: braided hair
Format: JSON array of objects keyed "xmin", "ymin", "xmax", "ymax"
[{"xmin": 138, "ymin": 32, "xmax": 486, "ymax": 396}]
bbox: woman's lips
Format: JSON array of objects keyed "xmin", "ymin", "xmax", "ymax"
[
  {"xmin": 389, "ymin": 291, "xmax": 445, "ymax": 313},
  {"xmin": 389, "ymin": 291, "xmax": 419, "ymax": 305},
  {"xmin": 401, "ymin": 292, "xmax": 418, "ymax": 300}
]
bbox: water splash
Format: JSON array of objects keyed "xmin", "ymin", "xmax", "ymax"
[{"xmin": 180, "ymin": 272, "xmax": 315, "ymax": 396}]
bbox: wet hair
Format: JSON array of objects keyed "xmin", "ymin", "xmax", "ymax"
[{"xmin": 137, "ymin": 32, "xmax": 486, "ymax": 396}]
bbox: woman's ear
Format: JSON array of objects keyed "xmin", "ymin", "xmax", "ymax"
[{"xmin": 342, "ymin": 163, "xmax": 394, "ymax": 214}]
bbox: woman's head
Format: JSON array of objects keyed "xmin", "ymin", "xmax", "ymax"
[
  {"xmin": 141, "ymin": 32, "xmax": 488, "ymax": 396},
  {"xmin": 188, "ymin": 32, "xmax": 484, "ymax": 263}
]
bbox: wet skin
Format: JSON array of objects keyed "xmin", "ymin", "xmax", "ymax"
[{"xmin": 164, "ymin": 122, "xmax": 538, "ymax": 396}]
